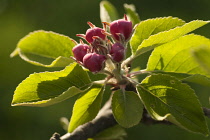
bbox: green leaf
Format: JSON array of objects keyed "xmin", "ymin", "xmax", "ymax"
[
  {"xmin": 112, "ymin": 90, "xmax": 143, "ymax": 128},
  {"xmin": 68, "ymin": 84, "xmax": 104, "ymax": 132},
  {"xmin": 60, "ymin": 117, "xmax": 69, "ymax": 132},
  {"xmin": 86, "ymin": 70, "xmax": 106, "ymax": 81},
  {"xmin": 131, "ymin": 19, "xmax": 209, "ymax": 56},
  {"xmin": 137, "ymin": 74, "xmax": 209, "ymax": 135},
  {"xmin": 94, "ymin": 125, "xmax": 126, "ymax": 140},
  {"xmin": 130, "ymin": 17, "xmax": 185, "ymax": 54},
  {"xmin": 100, "ymin": 1, "xmax": 119, "ymax": 22},
  {"xmin": 182, "ymin": 74, "xmax": 210, "ymax": 87},
  {"xmin": 124, "ymin": 3, "xmax": 140, "ymax": 26},
  {"xmin": 147, "ymin": 34, "xmax": 210, "ymax": 76},
  {"xmin": 10, "ymin": 30, "xmax": 76, "ymax": 67},
  {"xmin": 192, "ymin": 46, "xmax": 210, "ymax": 74},
  {"xmin": 152, "ymin": 71, "xmax": 210, "ymax": 87},
  {"xmin": 12, "ymin": 63, "xmax": 91, "ymax": 107}
]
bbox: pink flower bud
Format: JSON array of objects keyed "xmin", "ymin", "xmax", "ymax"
[
  {"xmin": 83, "ymin": 53, "xmax": 106, "ymax": 72},
  {"xmin": 72, "ymin": 44, "xmax": 90, "ymax": 62},
  {"xmin": 85, "ymin": 27, "xmax": 106, "ymax": 43},
  {"xmin": 110, "ymin": 19, "xmax": 132, "ymax": 42},
  {"xmin": 110, "ymin": 43, "xmax": 125, "ymax": 62}
]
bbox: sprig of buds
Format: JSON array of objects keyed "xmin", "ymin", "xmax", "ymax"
[{"xmin": 72, "ymin": 15, "xmax": 133, "ymax": 82}]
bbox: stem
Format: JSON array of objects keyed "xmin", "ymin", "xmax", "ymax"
[
  {"xmin": 52, "ymin": 106, "xmax": 210, "ymax": 140},
  {"xmin": 105, "ymin": 58, "xmax": 124, "ymax": 84},
  {"xmin": 112, "ymin": 69, "xmax": 123, "ymax": 82},
  {"xmin": 50, "ymin": 82, "xmax": 210, "ymax": 140},
  {"xmin": 59, "ymin": 99, "xmax": 116, "ymax": 140},
  {"xmin": 128, "ymin": 69, "xmax": 152, "ymax": 77},
  {"xmin": 105, "ymin": 58, "xmax": 116, "ymax": 72},
  {"xmin": 92, "ymin": 80, "xmax": 106, "ymax": 85},
  {"xmin": 121, "ymin": 55, "xmax": 135, "ymax": 69}
]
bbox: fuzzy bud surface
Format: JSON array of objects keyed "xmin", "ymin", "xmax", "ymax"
[
  {"xmin": 110, "ymin": 43, "xmax": 125, "ymax": 62},
  {"xmin": 72, "ymin": 44, "xmax": 90, "ymax": 62},
  {"xmin": 85, "ymin": 27, "xmax": 106, "ymax": 43},
  {"xmin": 83, "ymin": 53, "xmax": 106, "ymax": 72},
  {"xmin": 110, "ymin": 19, "xmax": 132, "ymax": 42}
]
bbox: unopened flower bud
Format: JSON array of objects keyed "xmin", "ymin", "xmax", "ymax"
[
  {"xmin": 110, "ymin": 43, "xmax": 125, "ymax": 62},
  {"xmin": 83, "ymin": 53, "xmax": 106, "ymax": 72},
  {"xmin": 72, "ymin": 44, "xmax": 90, "ymax": 62},
  {"xmin": 110, "ymin": 19, "xmax": 132, "ymax": 42},
  {"xmin": 85, "ymin": 27, "xmax": 106, "ymax": 43}
]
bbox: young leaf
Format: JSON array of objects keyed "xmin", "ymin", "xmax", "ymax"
[
  {"xmin": 10, "ymin": 30, "xmax": 76, "ymax": 67},
  {"xmin": 132, "ymin": 19, "xmax": 209, "ymax": 56},
  {"xmin": 124, "ymin": 3, "xmax": 140, "ymax": 26},
  {"xmin": 130, "ymin": 17, "xmax": 185, "ymax": 54},
  {"xmin": 137, "ymin": 74, "xmax": 209, "ymax": 135},
  {"xmin": 147, "ymin": 34, "xmax": 210, "ymax": 77},
  {"xmin": 12, "ymin": 63, "xmax": 91, "ymax": 107},
  {"xmin": 112, "ymin": 90, "xmax": 143, "ymax": 128},
  {"xmin": 192, "ymin": 46, "xmax": 210, "ymax": 74},
  {"xmin": 100, "ymin": 1, "xmax": 119, "ymax": 22},
  {"xmin": 68, "ymin": 84, "xmax": 104, "ymax": 132}
]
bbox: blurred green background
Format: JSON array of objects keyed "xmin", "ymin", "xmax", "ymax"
[{"xmin": 1, "ymin": 0, "xmax": 210, "ymax": 139}]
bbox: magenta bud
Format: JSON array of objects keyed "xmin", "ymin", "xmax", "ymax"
[
  {"xmin": 83, "ymin": 53, "xmax": 106, "ymax": 72},
  {"xmin": 72, "ymin": 44, "xmax": 90, "ymax": 62},
  {"xmin": 85, "ymin": 27, "xmax": 106, "ymax": 43},
  {"xmin": 110, "ymin": 19, "xmax": 132, "ymax": 42},
  {"xmin": 110, "ymin": 43, "xmax": 125, "ymax": 62}
]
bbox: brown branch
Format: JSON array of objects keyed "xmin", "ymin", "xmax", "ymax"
[
  {"xmin": 51, "ymin": 105, "xmax": 210, "ymax": 140},
  {"xmin": 58, "ymin": 99, "xmax": 116, "ymax": 140},
  {"xmin": 50, "ymin": 133, "xmax": 60, "ymax": 140},
  {"xmin": 50, "ymin": 79, "xmax": 210, "ymax": 140},
  {"xmin": 203, "ymin": 107, "xmax": 210, "ymax": 118}
]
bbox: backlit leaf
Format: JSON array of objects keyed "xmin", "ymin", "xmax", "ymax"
[
  {"xmin": 137, "ymin": 74, "xmax": 209, "ymax": 135},
  {"xmin": 147, "ymin": 34, "xmax": 210, "ymax": 77},
  {"xmin": 12, "ymin": 63, "xmax": 91, "ymax": 106},
  {"xmin": 192, "ymin": 46, "xmax": 210, "ymax": 74},
  {"xmin": 100, "ymin": 1, "xmax": 119, "ymax": 22},
  {"xmin": 130, "ymin": 17, "xmax": 185, "ymax": 54},
  {"xmin": 124, "ymin": 3, "xmax": 140, "ymax": 26},
  {"xmin": 68, "ymin": 84, "xmax": 104, "ymax": 132},
  {"xmin": 10, "ymin": 30, "xmax": 76, "ymax": 67}
]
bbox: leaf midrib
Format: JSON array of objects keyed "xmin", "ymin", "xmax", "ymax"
[{"xmin": 139, "ymin": 84, "xmax": 204, "ymax": 132}]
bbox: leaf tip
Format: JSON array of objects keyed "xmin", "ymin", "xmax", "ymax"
[
  {"xmin": 10, "ymin": 48, "xmax": 19, "ymax": 58},
  {"xmin": 11, "ymin": 102, "xmax": 19, "ymax": 107},
  {"xmin": 123, "ymin": 3, "xmax": 135, "ymax": 10}
]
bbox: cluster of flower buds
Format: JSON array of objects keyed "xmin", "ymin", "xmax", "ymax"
[{"xmin": 72, "ymin": 15, "xmax": 133, "ymax": 73}]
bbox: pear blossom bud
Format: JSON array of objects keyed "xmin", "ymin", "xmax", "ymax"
[
  {"xmin": 110, "ymin": 19, "xmax": 132, "ymax": 42},
  {"xmin": 110, "ymin": 43, "xmax": 125, "ymax": 62},
  {"xmin": 85, "ymin": 27, "xmax": 106, "ymax": 43},
  {"xmin": 72, "ymin": 44, "xmax": 90, "ymax": 62},
  {"xmin": 83, "ymin": 53, "xmax": 106, "ymax": 72}
]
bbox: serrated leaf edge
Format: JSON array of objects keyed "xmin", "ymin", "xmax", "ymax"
[
  {"xmin": 11, "ymin": 86, "xmax": 87, "ymax": 107},
  {"xmin": 146, "ymin": 34, "xmax": 210, "ymax": 73},
  {"xmin": 135, "ymin": 20, "xmax": 210, "ymax": 56},
  {"xmin": 69, "ymin": 85, "xmax": 104, "ymax": 132},
  {"xmin": 18, "ymin": 49, "xmax": 74, "ymax": 67},
  {"xmin": 130, "ymin": 16, "xmax": 185, "ymax": 54},
  {"xmin": 12, "ymin": 63, "xmax": 92, "ymax": 106},
  {"xmin": 10, "ymin": 30, "xmax": 77, "ymax": 67},
  {"xmin": 137, "ymin": 73, "xmax": 209, "ymax": 135}
]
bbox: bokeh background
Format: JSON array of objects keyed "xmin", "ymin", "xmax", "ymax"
[{"xmin": 1, "ymin": 0, "xmax": 210, "ymax": 139}]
